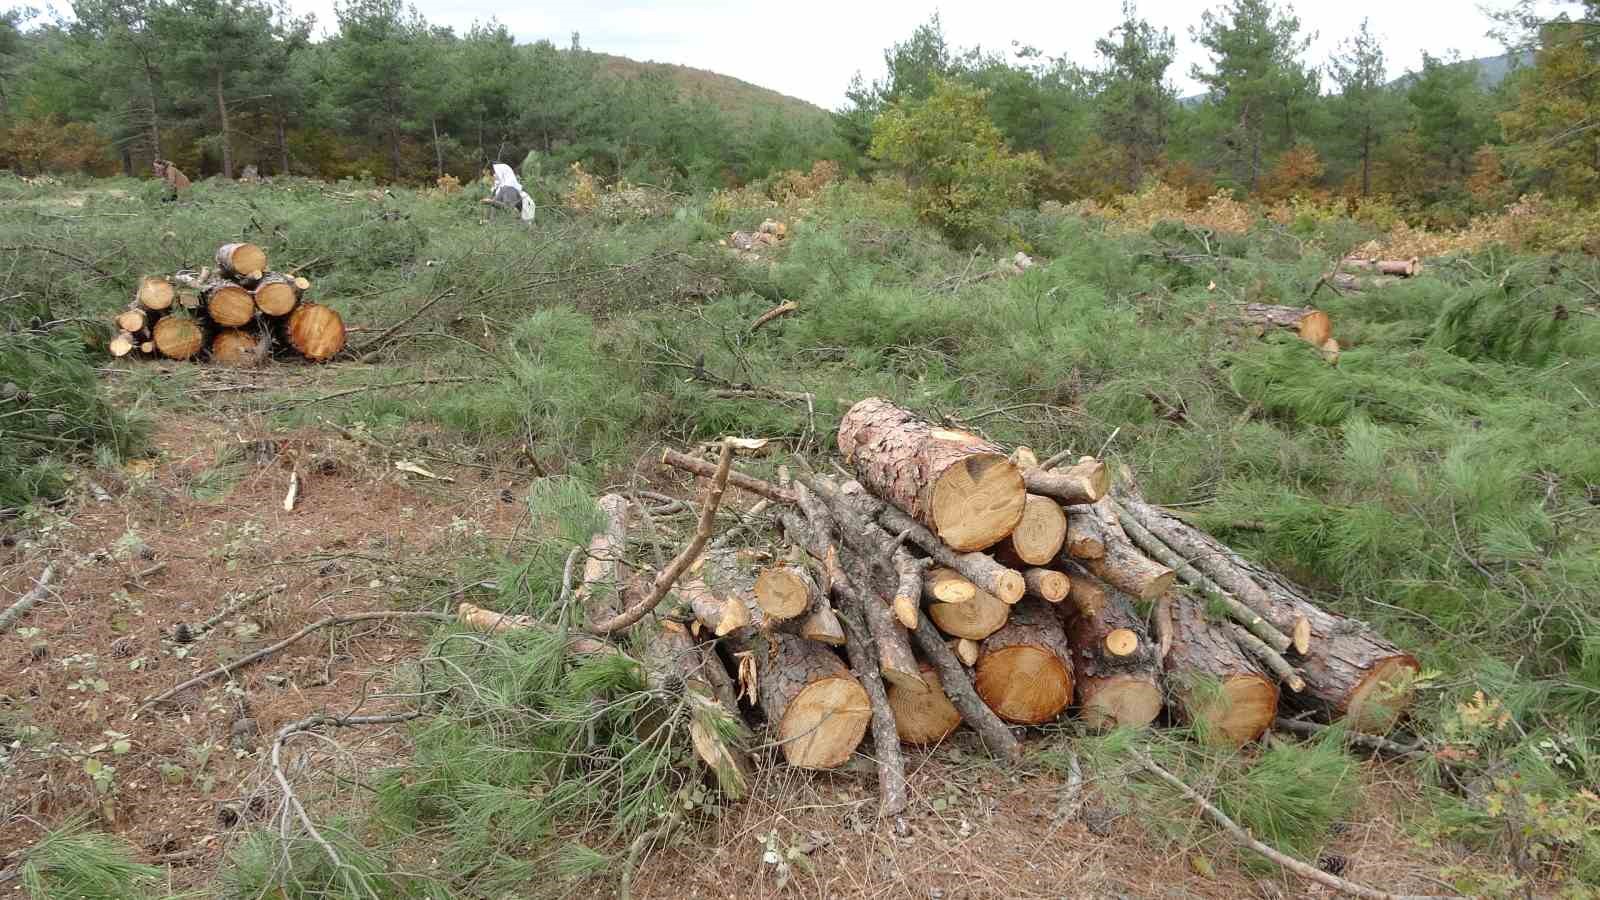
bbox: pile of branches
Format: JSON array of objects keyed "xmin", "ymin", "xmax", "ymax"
[
  {"xmin": 456, "ymin": 397, "xmax": 1424, "ymax": 893},
  {"xmin": 107, "ymin": 242, "xmax": 346, "ymax": 365}
]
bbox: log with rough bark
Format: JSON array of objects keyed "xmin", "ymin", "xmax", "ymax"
[
  {"xmin": 1059, "ymin": 564, "xmax": 1161, "ymax": 730},
  {"xmin": 1240, "ymin": 303, "xmax": 1333, "ymax": 347},
  {"xmin": 753, "ymin": 560, "xmax": 818, "ymax": 623},
  {"xmin": 577, "ymin": 494, "xmax": 632, "ymax": 625},
  {"xmin": 1164, "ymin": 590, "xmax": 1278, "ymax": 747},
  {"xmin": 283, "ymin": 303, "xmax": 347, "ymax": 361},
  {"xmin": 1022, "ymin": 456, "xmax": 1109, "ymax": 506},
  {"xmin": 136, "ymin": 275, "xmax": 175, "ymax": 311},
  {"xmin": 1342, "ymin": 256, "xmax": 1419, "ymax": 277},
  {"xmin": 660, "ymin": 449, "xmax": 799, "ymax": 504},
  {"xmin": 1079, "ymin": 497, "xmax": 1175, "ymax": 601},
  {"xmin": 216, "ymin": 242, "xmax": 267, "ymax": 282},
  {"xmin": 888, "ymin": 662, "xmax": 962, "ymax": 745},
  {"xmin": 1064, "ymin": 507, "xmax": 1106, "ymax": 559},
  {"xmin": 205, "ymin": 280, "xmax": 256, "ymax": 328},
  {"xmin": 924, "ymin": 568, "xmax": 1010, "ymax": 640},
  {"xmin": 683, "ymin": 575, "xmax": 749, "ymax": 637},
  {"xmin": 973, "ymin": 598, "xmax": 1074, "ymax": 725},
  {"xmin": 996, "ymin": 494, "xmax": 1068, "ymax": 566},
  {"xmin": 253, "ymin": 273, "xmax": 302, "ymax": 317},
  {"xmin": 210, "ymin": 328, "xmax": 266, "ymax": 367},
  {"xmin": 642, "ymin": 618, "xmax": 753, "ymax": 797},
  {"xmin": 151, "ymin": 313, "xmax": 206, "ymax": 360},
  {"xmin": 1023, "ymin": 567, "xmax": 1070, "ymax": 603},
  {"xmin": 836, "ymin": 397, "xmax": 1026, "ymax": 551},
  {"xmin": 1327, "ymin": 272, "xmax": 1403, "ymax": 294}
]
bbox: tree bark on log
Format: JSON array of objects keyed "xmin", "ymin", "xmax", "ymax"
[
  {"xmin": 642, "ymin": 618, "xmax": 754, "ymax": 798},
  {"xmin": 830, "ymin": 550, "xmax": 910, "ymax": 817},
  {"xmin": 253, "ymin": 273, "xmax": 302, "ymax": 317},
  {"xmin": 910, "ymin": 615, "xmax": 1020, "ymax": 758},
  {"xmin": 1240, "ymin": 303, "xmax": 1332, "ymax": 347},
  {"xmin": 216, "ymin": 242, "xmax": 267, "ymax": 282},
  {"xmin": 1327, "ymin": 272, "xmax": 1403, "ymax": 293},
  {"xmin": 283, "ymin": 303, "xmax": 347, "ymax": 361},
  {"xmin": 660, "ymin": 449, "xmax": 798, "ymax": 504},
  {"xmin": 151, "ymin": 313, "xmax": 206, "ymax": 360},
  {"xmin": 204, "ymin": 281, "xmax": 255, "ymax": 328},
  {"xmin": 836, "ymin": 397, "xmax": 1026, "ymax": 551},
  {"xmin": 974, "ymin": 598, "xmax": 1074, "ymax": 726},
  {"xmin": 1023, "ymin": 567, "xmax": 1070, "ymax": 603},
  {"xmin": 924, "ymin": 569, "xmax": 1010, "ymax": 640},
  {"xmin": 1079, "ymin": 497, "xmax": 1175, "ymax": 601},
  {"xmin": 136, "ymin": 275, "xmax": 175, "ymax": 311},
  {"xmin": 888, "ymin": 662, "xmax": 962, "ymax": 745},
  {"xmin": 1058, "ymin": 565, "xmax": 1161, "ymax": 731},
  {"xmin": 683, "ymin": 576, "xmax": 750, "ymax": 637},
  {"xmin": 1064, "ymin": 508, "xmax": 1106, "ymax": 559},
  {"xmin": 1021, "ymin": 456, "xmax": 1109, "ymax": 506},
  {"xmin": 1341, "ymin": 257, "xmax": 1419, "ymax": 277},
  {"xmin": 722, "ymin": 622, "xmax": 870, "ymax": 770},
  {"xmin": 996, "ymin": 494, "xmax": 1068, "ymax": 566},
  {"xmin": 1164, "ymin": 590, "xmax": 1278, "ymax": 748}
]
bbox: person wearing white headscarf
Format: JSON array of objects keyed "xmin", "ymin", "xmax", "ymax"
[{"xmin": 488, "ymin": 162, "xmax": 535, "ymax": 222}]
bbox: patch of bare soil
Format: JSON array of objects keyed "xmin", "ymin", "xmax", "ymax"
[{"xmin": 0, "ymin": 410, "xmax": 528, "ymax": 889}]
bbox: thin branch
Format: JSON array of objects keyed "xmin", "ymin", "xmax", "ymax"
[
  {"xmin": 0, "ymin": 563, "xmax": 56, "ymax": 635},
  {"xmin": 590, "ymin": 442, "xmax": 733, "ymax": 635},
  {"xmin": 659, "ymin": 448, "xmax": 797, "ymax": 504},
  {"xmin": 134, "ymin": 611, "xmax": 451, "ymax": 716},
  {"xmin": 355, "ymin": 289, "xmax": 458, "ymax": 358},
  {"xmin": 1131, "ymin": 748, "xmax": 1459, "ymax": 900},
  {"xmin": 195, "ymin": 583, "xmax": 286, "ymax": 636}
]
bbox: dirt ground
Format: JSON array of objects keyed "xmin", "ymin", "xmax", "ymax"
[{"xmin": 0, "ymin": 372, "xmax": 1491, "ymax": 898}]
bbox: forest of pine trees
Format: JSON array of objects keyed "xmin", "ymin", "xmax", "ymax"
[{"xmin": 3, "ymin": 0, "xmax": 1599, "ymax": 225}]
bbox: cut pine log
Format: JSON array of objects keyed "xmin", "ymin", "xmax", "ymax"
[
  {"xmin": 953, "ymin": 638, "xmax": 979, "ymax": 666},
  {"xmin": 724, "ymin": 624, "xmax": 870, "ymax": 770},
  {"xmin": 888, "ymin": 662, "xmax": 962, "ymax": 745},
  {"xmin": 1164, "ymin": 590, "xmax": 1278, "ymax": 747},
  {"xmin": 283, "ymin": 302, "xmax": 347, "ymax": 361},
  {"xmin": 1022, "ymin": 456, "xmax": 1109, "ymax": 505},
  {"xmin": 1240, "ymin": 303, "xmax": 1332, "ymax": 347},
  {"xmin": 754, "ymin": 562, "xmax": 818, "ymax": 623},
  {"xmin": 1328, "ymin": 272, "xmax": 1402, "ymax": 293},
  {"xmin": 973, "ymin": 598, "xmax": 1074, "ymax": 725},
  {"xmin": 683, "ymin": 576, "xmax": 750, "ymax": 637},
  {"xmin": 108, "ymin": 331, "xmax": 136, "ymax": 358},
  {"xmin": 836, "ymin": 397, "xmax": 1026, "ymax": 551},
  {"xmin": 1064, "ymin": 508, "xmax": 1106, "ymax": 559},
  {"xmin": 1059, "ymin": 565, "xmax": 1161, "ymax": 730},
  {"xmin": 642, "ymin": 618, "xmax": 753, "ymax": 797},
  {"xmin": 253, "ymin": 273, "xmax": 301, "ymax": 316},
  {"xmin": 578, "ymin": 494, "xmax": 632, "ymax": 625},
  {"xmin": 1079, "ymin": 497, "xmax": 1175, "ymax": 601},
  {"xmin": 114, "ymin": 307, "xmax": 148, "ymax": 333},
  {"xmin": 996, "ymin": 494, "xmax": 1068, "ymax": 566},
  {"xmin": 210, "ymin": 328, "xmax": 265, "ymax": 367},
  {"xmin": 136, "ymin": 275, "xmax": 175, "ymax": 311},
  {"xmin": 151, "ymin": 313, "xmax": 206, "ymax": 360},
  {"xmin": 923, "ymin": 567, "xmax": 977, "ymax": 605},
  {"xmin": 1023, "ymin": 567, "xmax": 1070, "ymax": 603},
  {"xmin": 1342, "ymin": 257, "xmax": 1419, "ymax": 277},
  {"xmin": 216, "ymin": 242, "xmax": 267, "ymax": 282},
  {"xmin": 204, "ymin": 281, "xmax": 255, "ymax": 328},
  {"xmin": 924, "ymin": 569, "xmax": 1010, "ymax": 640}
]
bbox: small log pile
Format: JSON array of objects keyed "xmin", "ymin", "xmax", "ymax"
[
  {"xmin": 456, "ymin": 398, "xmax": 1420, "ymax": 818},
  {"xmin": 1324, "ymin": 255, "xmax": 1422, "ymax": 294},
  {"xmin": 107, "ymin": 242, "xmax": 346, "ymax": 365}
]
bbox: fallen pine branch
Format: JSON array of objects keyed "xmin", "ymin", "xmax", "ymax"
[
  {"xmin": 1131, "ymin": 747, "xmax": 1459, "ymax": 900},
  {"xmin": 135, "ymin": 610, "xmax": 452, "ymax": 716},
  {"xmin": 356, "ymin": 288, "xmax": 458, "ymax": 359},
  {"xmin": 0, "ymin": 563, "xmax": 56, "ymax": 635}
]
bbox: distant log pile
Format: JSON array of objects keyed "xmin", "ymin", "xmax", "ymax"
[
  {"xmin": 457, "ymin": 398, "xmax": 1420, "ymax": 817},
  {"xmin": 107, "ymin": 242, "xmax": 345, "ymax": 365}
]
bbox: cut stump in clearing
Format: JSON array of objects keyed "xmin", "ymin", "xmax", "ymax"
[{"xmin": 837, "ymin": 397, "xmax": 1026, "ymax": 551}]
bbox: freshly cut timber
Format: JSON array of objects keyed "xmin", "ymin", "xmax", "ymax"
[
  {"xmin": 973, "ymin": 598, "xmax": 1074, "ymax": 725},
  {"xmin": 683, "ymin": 576, "xmax": 749, "ymax": 637},
  {"xmin": 953, "ymin": 638, "xmax": 979, "ymax": 666},
  {"xmin": 1079, "ymin": 497, "xmax": 1175, "ymax": 601},
  {"xmin": 1022, "ymin": 567, "xmax": 1070, "ymax": 603},
  {"xmin": 1328, "ymin": 273, "xmax": 1401, "ymax": 293},
  {"xmin": 1342, "ymin": 256, "xmax": 1419, "ymax": 277},
  {"xmin": 151, "ymin": 314, "xmax": 206, "ymax": 360},
  {"xmin": 925, "ymin": 570, "xmax": 1010, "ymax": 640},
  {"xmin": 888, "ymin": 662, "xmax": 962, "ymax": 745},
  {"xmin": 578, "ymin": 494, "xmax": 632, "ymax": 625},
  {"xmin": 210, "ymin": 328, "xmax": 265, "ymax": 367},
  {"xmin": 642, "ymin": 618, "xmax": 753, "ymax": 797},
  {"xmin": 136, "ymin": 275, "xmax": 175, "ymax": 311},
  {"xmin": 1240, "ymin": 303, "xmax": 1332, "ymax": 348},
  {"xmin": 754, "ymin": 562, "xmax": 818, "ymax": 623},
  {"xmin": 216, "ymin": 242, "xmax": 267, "ymax": 282},
  {"xmin": 726, "ymin": 627, "xmax": 870, "ymax": 769},
  {"xmin": 253, "ymin": 273, "xmax": 301, "ymax": 316},
  {"xmin": 205, "ymin": 281, "xmax": 255, "ymax": 327},
  {"xmin": 283, "ymin": 303, "xmax": 347, "ymax": 361},
  {"xmin": 923, "ymin": 567, "xmax": 977, "ymax": 605},
  {"xmin": 114, "ymin": 307, "xmax": 148, "ymax": 333},
  {"xmin": 1060, "ymin": 565, "xmax": 1161, "ymax": 730},
  {"xmin": 1064, "ymin": 508, "xmax": 1106, "ymax": 559},
  {"xmin": 997, "ymin": 494, "xmax": 1068, "ymax": 566},
  {"xmin": 836, "ymin": 397, "xmax": 1026, "ymax": 552},
  {"xmin": 108, "ymin": 332, "xmax": 137, "ymax": 358},
  {"xmin": 1164, "ymin": 590, "xmax": 1278, "ymax": 747},
  {"xmin": 1022, "ymin": 456, "xmax": 1109, "ymax": 506}
]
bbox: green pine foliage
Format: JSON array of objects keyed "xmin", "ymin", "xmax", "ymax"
[{"xmin": 17, "ymin": 821, "xmax": 161, "ymax": 900}]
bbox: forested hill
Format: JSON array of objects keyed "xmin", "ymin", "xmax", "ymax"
[{"xmin": 595, "ymin": 53, "xmax": 830, "ymax": 126}]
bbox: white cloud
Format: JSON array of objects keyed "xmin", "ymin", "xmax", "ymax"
[{"xmin": 287, "ymin": 0, "xmax": 1518, "ymax": 109}]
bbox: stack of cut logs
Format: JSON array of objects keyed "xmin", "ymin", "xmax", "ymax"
[
  {"xmin": 1326, "ymin": 255, "xmax": 1421, "ymax": 294},
  {"xmin": 107, "ymin": 242, "xmax": 346, "ymax": 365},
  {"xmin": 458, "ymin": 397, "xmax": 1419, "ymax": 808},
  {"xmin": 1236, "ymin": 257, "xmax": 1421, "ymax": 365}
]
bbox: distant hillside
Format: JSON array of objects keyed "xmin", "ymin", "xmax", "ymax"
[
  {"xmin": 595, "ymin": 54, "xmax": 832, "ymax": 126},
  {"xmin": 1179, "ymin": 50, "xmax": 1534, "ymax": 108}
]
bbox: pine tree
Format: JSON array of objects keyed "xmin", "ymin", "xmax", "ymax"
[
  {"xmin": 1327, "ymin": 18, "xmax": 1390, "ymax": 196},
  {"xmin": 1500, "ymin": 5, "xmax": 1600, "ymax": 200},
  {"xmin": 1092, "ymin": 1, "xmax": 1177, "ymax": 191}
]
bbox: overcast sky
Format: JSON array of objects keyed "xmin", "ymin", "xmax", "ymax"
[{"xmin": 280, "ymin": 0, "xmax": 1521, "ymax": 109}]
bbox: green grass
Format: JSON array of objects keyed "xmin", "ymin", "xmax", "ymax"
[{"xmin": 4, "ymin": 174, "xmax": 1600, "ymax": 894}]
